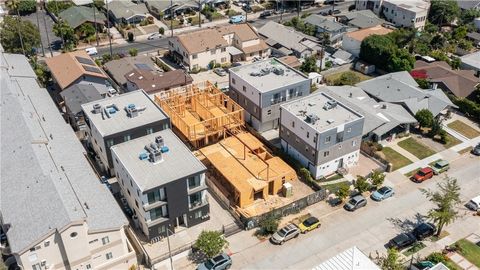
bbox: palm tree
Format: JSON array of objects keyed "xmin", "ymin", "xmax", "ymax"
[{"xmin": 6, "ymin": 0, "xmax": 25, "ymax": 55}]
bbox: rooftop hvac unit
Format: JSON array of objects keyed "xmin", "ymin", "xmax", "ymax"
[
  {"xmin": 326, "ymin": 119, "xmax": 335, "ymax": 124},
  {"xmin": 323, "ymin": 100, "xmax": 337, "ymax": 110},
  {"xmin": 272, "ymin": 67, "xmax": 284, "ymax": 75},
  {"xmin": 305, "ymin": 114, "xmax": 319, "ymax": 124},
  {"xmin": 93, "ymin": 104, "xmax": 102, "ymax": 114},
  {"xmin": 160, "ymin": 146, "xmax": 169, "ymax": 153},
  {"xmin": 139, "ymin": 152, "xmax": 149, "ymax": 160},
  {"xmin": 155, "ymin": 135, "xmax": 164, "ymax": 146}
]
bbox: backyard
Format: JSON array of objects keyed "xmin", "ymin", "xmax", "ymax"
[
  {"xmin": 447, "ymin": 120, "xmax": 480, "ymax": 139},
  {"xmin": 325, "ymin": 70, "xmax": 372, "ymax": 86},
  {"xmin": 398, "ymin": 137, "xmax": 436, "ymax": 159},
  {"xmin": 379, "ymin": 147, "xmax": 412, "ymax": 171}
]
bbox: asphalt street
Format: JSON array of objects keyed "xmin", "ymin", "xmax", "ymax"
[{"xmin": 97, "ymin": 2, "xmax": 351, "ymax": 57}]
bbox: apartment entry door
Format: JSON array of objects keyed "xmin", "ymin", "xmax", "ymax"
[{"xmin": 175, "ymin": 214, "xmax": 188, "ymax": 228}]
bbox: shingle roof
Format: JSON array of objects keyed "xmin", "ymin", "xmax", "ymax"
[
  {"xmin": 304, "ymin": 14, "xmax": 345, "ymax": 32},
  {"xmin": 467, "ymin": 32, "xmax": 480, "ymax": 42},
  {"xmin": 258, "ymin": 21, "xmax": 318, "ymax": 54},
  {"xmin": 45, "ymin": 51, "xmax": 108, "ymax": 90},
  {"xmin": 104, "ymin": 55, "xmax": 157, "ymax": 86},
  {"xmin": 124, "ymin": 69, "xmax": 193, "ymax": 94},
  {"xmin": 413, "ymin": 60, "xmax": 480, "ymax": 98},
  {"xmin": 108, "ymin": 1, "xmax": 148, "ymax": 20},
  {"xmin": 456, "ymin": 0, "xmax": 480, "ymax": 9},
  {"xmin": 0, "ymin": 50, "xmax": 127, "ymax": 254},
  {"xmin": 60, "ymin": 84, "xmax": 106, "ymax": 115},
  {"xmin": 357, "ymin": 71, "xmax": 455, "ymax": 116},
  {"xmin": 59, "ymin": 6, "xmax": 105, "ymax": 29}
]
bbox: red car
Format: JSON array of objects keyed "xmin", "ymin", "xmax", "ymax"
[{"xmin": 412, "ymin": 167, "xmax": 434, "ymax": 183}]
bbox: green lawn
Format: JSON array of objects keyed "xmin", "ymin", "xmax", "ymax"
[
  {"xmin": 325, "ymin": 70, "xmax": 372, "ymax": 85},
  {"xmin": 448, "ymin": 120, "xmax": 480, "ymax": 139},
  {"xmin": 403, "ymin": 242, "xmax": 426, "ymax": 256},
  {"xmin": 381, "ymin": 147, "xmax": 413, "ymax": 171},
  {"xmin": 398, "ymin": 138, "xmax": 436, "ymax": 159},
  {"xmin": 321, "ymin": 180, "xmax": 350, "ymax": 193},
  {"xmin": 455, "ymin": 239, "xmax": 480, "ymax": 267},
  {"xmin": 443, "ymin": 133, "xmax": 462, "ymax": 149}
]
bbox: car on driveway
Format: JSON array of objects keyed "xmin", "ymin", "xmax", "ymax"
[
  {"xmin": 412, "ymin": 223, "xmax": 436, "ymax": 240},
  {"xmin": 371, "ymin": 186, "xmax": 394, "ymax": 201},
  {"xmin": 472, "ymin": 143, "xmax": 480, "ymax": 156},
  {"xmin": 386, "ymin": 233, "xmax": 417, "ymax": 250},
  {"xmin": 431, "ymin": 160, "xmax": 449, "ymax": 175},
  {"xmin": 465, "ymin": 195, "xmax": 480, "ymax": 211},
  {"xmin": 197, "ymin": 253, "xmax": 232, "ymax": 270},
  {"xmin": 344, "ymin": 195, "xmax": 367, "ymax": 211},
  {"xmin": 270, "ymin": 224, "xmax": 300, "ymax": 245},
  {"xmin": 412, "ymin": 167, "xmax": 434, "ymax": 183},
  {"xmin": 298, "ymin": 216, "xmax": 321, "ymax": 233},
  {"xmin": 214, "ymin": 68, "xmax": 227, "ymax": 77}
]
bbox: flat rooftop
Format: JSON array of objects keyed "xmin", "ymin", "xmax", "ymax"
[
  {"xmin": 82, "ymin": 90, "xmax": 169, "ymax": 136},
  {"xmin": 282, "ymin": 91, "xmax": 363, "ymax": 132},
  {"xmin": 111, "ymin": 129, "xmax": 206, "ymax": 191},
  {"xmin": 230, "ymin": 58, "xmax": 309, "ymax": 93}
]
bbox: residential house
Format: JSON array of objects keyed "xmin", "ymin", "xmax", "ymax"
[
  {"xmin": 45, "ymin": 51, "xmax": 109, "ymax": 91},
  {"xmin": 412, "ymin": 60, "xmax": 480, "ymax": 99},
  {"xmin": 304, "ymin": 14, "xmax": 348, "ymax": 47},
  {"xmin": 460, "ymin": 50, "xmax": 480, "ymax": 77},
  {"xmin": 169, "ymin": 23, "xmax": 270, "ymax": 70},
  {"xmin": 258, "ymin": 21, "xmax": 321, "ymax": 58},
  {"xmin": 60, "ymin": 84, "xmax": 107, "ymax": 131},
  {"xmin": 278, "ymin": 55, "xmax": 302, "ymax": 69},
  {"xmin": 145, "ymin": 0, "xmax": 199, "ymax": 19},
  {"xmin": 456, "ymin": 0, "xmax": 480, "ymax": 10},
  {"xmin": 323, "ymin": 86, "xmax": 416, "ymax": 142},
  {"xmin": 280, "ymin": 91, "xmax": 365, "ymax": 178},
  {"xmin": 111, "ymin": 130, "xmax": 208, "ymax": 240},
  {"xmin": 329, "ymin": 49, "xmax": 356, "ymax": 65},
  {"xmin": 335, "ymin": 9, "xmax": 386, "ymax": 29},
  {"xmin": 81, "ymin": 90, "xmax": 171, "ymax": 175},
  {"xmin": 0, "ymin": 49, "xmax": 137, "ymax": 270},
  {"xmin": 356, "ymin": 71, "xmax": 456, "ymax": 117},
  {"xmin": 125, "ymin": 69, "xmax": 193, "ymax": 95},
  {"xmin": 108, "ymin": 1, "xmax": 148, "ymax": 25},
  {"xmin": 312, "ymin": 246, "xmax": 380, "ymax": 270},
  {"xmin": 355, "ymin": 0, "xmax": 429, "ymax": 29},
  {"xmin": 228, "ymin": 58, "xmax": 311, "ymax": 132},
  {"xmin": 466, "ymin": 32, "xmax": 480, "ymax": 47},
  {"xmin": 342, "ymin": 25, "xmax": 393, "ymax": 57},
  {"xmin": 104, "ymin": 55, "xmax": 157, "ymax": 90},
  {"xmin": 58, "ymin": 6, "xmax": 106, "ymax": 31}
]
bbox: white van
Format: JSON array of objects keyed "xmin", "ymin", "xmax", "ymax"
[
  {"xmin": 85, "ymin": 47, "xmax": 98, "ymax": 56},
  {"xmin": 466, "ymin": 195, "xmax": 480, "ymax": 211}
]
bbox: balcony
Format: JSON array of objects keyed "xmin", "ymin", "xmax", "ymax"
[
  {"xmin": 143, "ymin": 200, "xmax": 167, "ymax": 212},
  {"xmin": 189, "ymin": 197, "xmax": 208, "ymax": 210}
]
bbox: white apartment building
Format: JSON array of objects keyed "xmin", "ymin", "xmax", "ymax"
[
  {"xmin": 280, "ymin": 91, "xmax": 365, "ymax": 178},
  {"xmin": 0, "ymin": 50, "xmax": 137, "ymax": 270},
  {"xmin": 169, "ymin": 23, "xmax": 270, "ymax": 70},
  {"xmin": 355, "ymin": 0, "xmax": 430, "ymax": 29}
]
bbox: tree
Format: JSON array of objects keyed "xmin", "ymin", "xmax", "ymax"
[
  {"xmin": 460, "ymin": 9, "xmax": 480, "ymax": 25},
  {"xmin": 15, "ymin": 0, "xmax": 36, "ymax": 15},
  {"xmin": 0, "ymin": 16, "xmax": 40, "ymax": 56},
  {"xmin": 389, "ymin": 48, "xmax": 415, "ymax": 72},
  {"xmin": 428, "ymin": 0, "xmax": 460, "ymax": 26},
  {"xmin": 450, "ymin": 57, "xmax": 461, "ymax": 70},
  {"xmin": 354, "ymin": 175, "xmax": 370, "ymax": 193},
  {"xmin": 93, "ymin": 0, "xmax": 105, "ymax": 9},
  {"xmin": 127, "ymin": 31, "xmax": 134, "ymax": 42},
  {"xmin": 78, "ymin": 23, "xmax": 96, "ymax": 41},
  {"xmin": 360, "ymin": 35, "xmax": 396, "ymax": 71},
  {"xmin": 415, "ymin": 109, "xmax": 434, "ymax": 128},
  {"xmin": 429, "ymin": 117, "xmax": 444, "ymax": 138},
  {"xmin": 53, "ymin": 20, "xmax": 77, "ymax": 51},
  {"xmin": 129, "ymin": 48, "xmax": 138, "ymax": 57},
  {"xmin": 46, "ymin": 0, "xmax": 73, "ymax": 16},
  {"xmin": 335, "ymin": 182, "xmax": 350, "ymax": 202},
  {"xmin": 258, "ymin": 214, "xmax": 280, "ymax": 236},
  {"xmin": 370, "ymin": 170, "xmax": 385, "ymax": 188},
  {"xmin": 421, "ymin": 177, "xmax": 461, "ymax": 236},
  {"xmin": 5, "ymin": 0, "xmax": 26, "ymax": 54},
  {"xmin": 374, "ymin": 248, "xmax": 404, "ymax": 270},
  {"xmin": 387, "ymin": 28, "xmax": 415, "ymax": 48},
  {"xmin": 333, "ymin": 71, "xmax": 361, "ymax": 86},
  {"xmin": 415, "ymin": 78, "xmax": 430, "ymax": 89},
  {"xmin": 194, "ymin": 230, "xmax": 229, "ymax": 259},
  {"xmin": 300, "ymin": 55, "xmax": 318, "ymax": 73},
  {"xmin": 30, "ymin": 57, "xmax": 51, "ymax": 87},
  {"xmin": 159, "ymin": 27, "xmax": 165, "ymax": 35},
  {"xmin": 452, "ymin": 25, "xmax": 468, "ymax": 41}
]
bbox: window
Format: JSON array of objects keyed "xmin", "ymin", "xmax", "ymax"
[
  {"xmin": 147, "ymin": 188, "xmax": 166, "ymax": 204},
  {"xmin": 188, "ymin": 176, "xmax": 201, "ymax": 189},
  {"xmin": 124, "ymin": 134, "xmax": 131, "ymax": 142},
  {"xmin": 242, "ymin": 86, "xmax": 246, "ymax": 92},
  {"xmin": 307, "ymin": 132, "xmax": 310, "ymax": 138},
  {"xmin": 221, "ymin": 57, "xmax": 227, "ymax": 63},
  {"xmin": 221, "ymin": 48, "xmax": 226, "ymax": 52},
  {"xmin": 323, "ymin": 151, "xmax": 329, "ymax": 157},
  {"xmin": 210, "ymin": 49, "xmax": 216, "ymax": 55},
  {"xmin": 106, "ymin": 252, "xmax": 113, "ymax": 260},
  {"xmin": 194, "ymin": 210, "xmax": 202, "ymax": 219},
  {"xmin": 101, "ymin": 236, "xmax": 110, "ymax": 245},
  {"xmin": 325, "ymin": 136, "xmax": 331, "ymax": 143},
  {"xmin": 44, "ymin": 241, "xmax": 50, "ymax": 247},
  {"xmin": 267, "ymin": 110, "xmax": 272, "ymax": 115},
  {"xmin": 150, "ymin": 205, "xmax": 168, "ymax": 220},
  {"xmin": 352, "ymin": 140, "xmax": 357, "ymax": 147},
  {"xmin": 232, "ymin": 78, "xmax": 236, "ymax": 84},
  {"xmin": 192, "ymin": 54, "xmax": 198, "ymax": 59},
  {"xmin": 189, "ymin": 191, "xmax": 204, "ymax": 208},
  {"xmin": 135, "ymin": 200, "xmax": 139, "ymax": 208},
  {"xmin": 313, "ymin": 137, "xmax": 316, "ymax": 143},
  {"xmin": 146, "ymin": 128, "xmax": 154, "ymax": 135},
  {"xmin": 70, "ymin": 232, "xmax": 78, "ymax": 239},
  {"xmin": 106, "ymin": 139, "xmax": 114, "ymax": 148},
  {"xmin": 291, "ymin": 121, "xmax": 295, "ymax": 128},
  {"xmin": 347, "ymin": 127, "xmax": 351, "ymax": 133},
  {"xmin": 86, "ymin": 264, "xmax": 92, "ymax": 269}
]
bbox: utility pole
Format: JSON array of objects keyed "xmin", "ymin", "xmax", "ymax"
[
  {"xmin": 297, "ymin": 0, "xmax": 300, "ymax": 18},
  {"xmin": 54, "ymin": 0, "xmax": 65, "ymax": 50},
  {"xmin": 170, "ymin": 0, "xmax": 174, "ymax": 37},
  {"xmin": 166, "ymin": 226, "xmax": 174, "ymax": 270},
  {"xmin": 93, "ymin": 2, "xmax": 99, "ymax": 47},
  {"xmin": 35, "ymin": 2, "xmax": 45, "ymax": 56},
  {"xmin": 198, "ymin": 0, "xmax": 202, "ymax": 28},
  {"xmin": 105, "ymin": 0, "xmax": 113, "ymax": 57},
  {"xmin": 41, "ymin": 1, "xmax": 53, "ymax": 57},
  {"xmin": 279, "ymin": 0, "xmax": 284, "ymax": 23},
  {"xmin": 331, "ymin": 0, "xmax": 335, "ymax": 15}
]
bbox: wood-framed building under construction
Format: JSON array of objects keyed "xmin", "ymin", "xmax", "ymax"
[{"xmin": 154, "ymin": 81, "xmax": 244, "ymax": 148}]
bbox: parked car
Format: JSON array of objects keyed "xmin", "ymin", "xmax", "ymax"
[
  {"xmin": 411, "ymin": 167, "xmax": 434, "ymax": 183},
  {"xmin": 259, "ymin": 10, "xmax": 273, "ymax": 18},
  {"xmin": 298, "ymin": 216, "xmax": 321, "ymax": 233},
  {"xmin": 197, "ymin": 253, "xmax": 232, "ymax": 270},
  {"xmin": 465, "ymin": 195, "xmax": 480, "ymax": 211},
  {"xmin": 214, "ymin": 68, "xmax": 227, "ymax": 77},
  {"xmin": 386, "ymin": 233, "xmax": 417, "ymax": 250},
  {"xmin": 344, "ymin": 195, "xmax": 367, "ymax": 211},
  {"xmin": 472, "ymin": 143, "xmax": 480, "ymax": 156},
  {"xmin": 270, "ymin": 224, "xmax": 300, "ymax": 245},
  {"xmin": 431, "ymin": 160, "xmax": 449, "ymax": 175},
  {"xmin": 329, "ymin": 9, "xmax": 341, "ymax": 15},
  {"xmin": 371, "ymin": 186, "xmax": 394, "ymax": 201},
  {"xmin": 147, "ymin": 33, "xmax": 162, "ymax": 40},
  {"xmin": 230, "ymin": 15, "xmax": 245, "ymax": 24},
  {"xmin": 412, "ymin": 223, "xmax": 436, "ymax": 240},
  {"xmin": 85, "ymin": 47, "xmax": 98, "ymax": 56}
]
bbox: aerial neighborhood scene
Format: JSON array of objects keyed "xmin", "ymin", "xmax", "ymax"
[{"xmin": 2, "ymin": 0, "xmax": 480, "ymax": 269}]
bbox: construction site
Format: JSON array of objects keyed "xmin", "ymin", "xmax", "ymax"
[{"xmin": 154, "ymin": 81, "xmax": 312, "ymax": 217}]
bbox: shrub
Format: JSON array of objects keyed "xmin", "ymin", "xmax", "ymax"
[
  {"xmin": 159, "ymin": 27, "xmax": 165, "ymax": 35},
  {"xmin": 335, "ymin": 183, "xmax": 350, "ymax": 202},
  {"xmin": 257, "ymin": 214, "xmax": 280, "ymax": 236},
  {"xmin": 354, "ymin": 176, "xmax": 370, "ymax": 193},
  {"xmin": 127, "ymin": 32, "xmax": 134, "ymax": 42}
]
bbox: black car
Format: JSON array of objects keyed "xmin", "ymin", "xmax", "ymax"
[
  {"xmin": 259, "ymin": 10, "xmax": 272, "ymax": 18},
  {"xmin": 386, "ymin": 233, "xmax": 417, "ymax": 250},
  {"xmin": 412, "ymin": 223, "xmax": 436, "ymax": 240}
]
